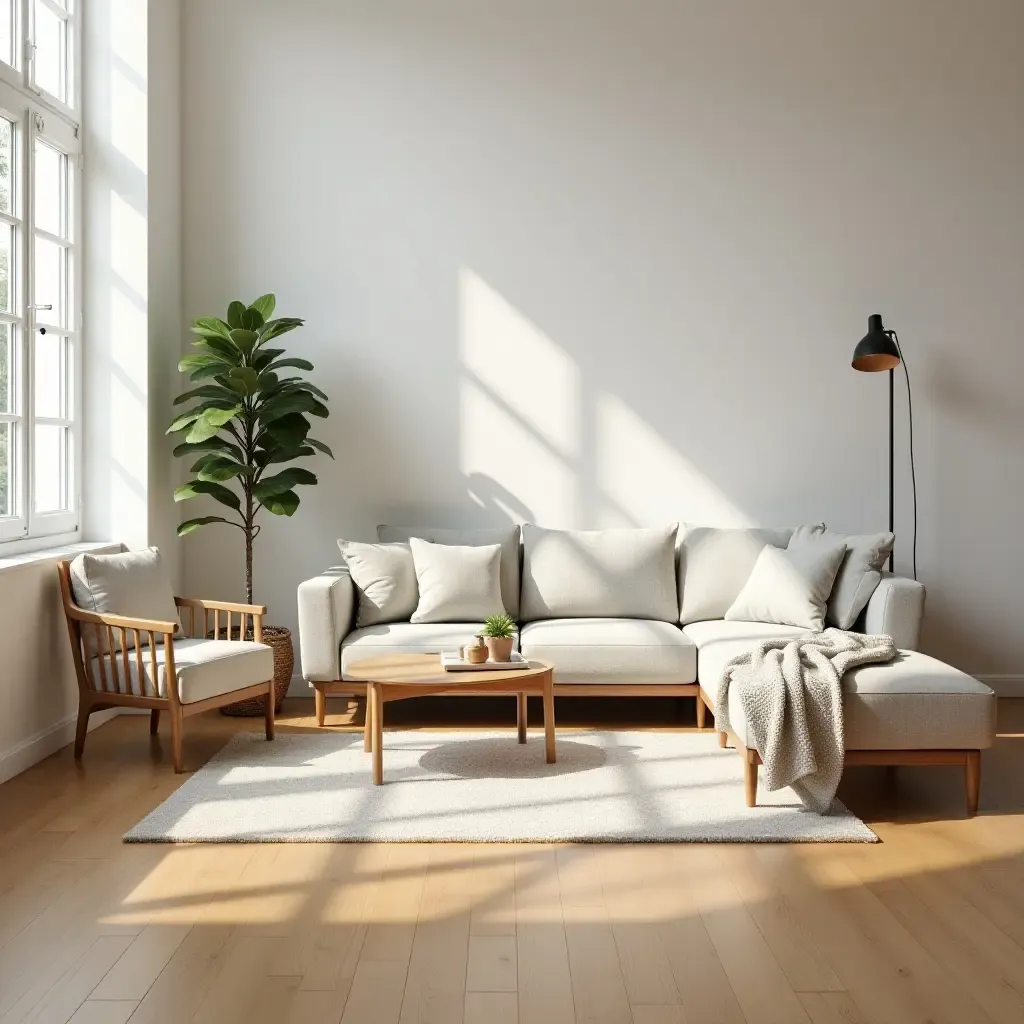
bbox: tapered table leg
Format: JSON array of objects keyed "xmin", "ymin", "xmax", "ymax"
[
  {"xmin": 517, "ymin": 693, "xmax": 527, "ymax": 744},
  {"xmin": 542, "ymin": 673, "xmax": 556, "ymax": 764},
  {"xmin": 371, "ymin": 682, "xmax": 384, "ymax": 785}
]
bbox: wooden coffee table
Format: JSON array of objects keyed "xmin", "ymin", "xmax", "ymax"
[{"xmin": 342, "ymin": 654, "xmax": 556, "ymax": 784}]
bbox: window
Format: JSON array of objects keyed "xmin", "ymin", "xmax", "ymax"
[{"xmin": 0, "ymin": 0, "xmax": 80, "ymax": 545}]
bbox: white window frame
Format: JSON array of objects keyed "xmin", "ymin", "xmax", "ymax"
[{"xmin": 0, "ymin": 0, "xmax": 81, "ymax": 549}]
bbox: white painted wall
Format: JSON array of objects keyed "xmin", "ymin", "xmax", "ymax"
[{"xmin": 181, "ymin": 0, "xmax": 1024, "ymax": 676}]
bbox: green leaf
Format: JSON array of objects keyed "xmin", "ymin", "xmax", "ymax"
[
  {"xmin": 258, "ymin": 318, "xmax": 304, "ymax": 343},
  {"xmin": 256, "ymin": 371, "xmax": 279, "ymax": 391},
  {"xmin": 267, "ymin": 378, "xmax": 329, "ymax": 402},
  {"xmin": 253, "ymin": 467, "xmax": 317, "ymax": 500},
  {"xmin": 306, "ymin": 438, "xmax": 335, "ymax": 459},
  {"xmin": 265, "ymin": 357, "xmax": 313, "ymax": 373},
  {"xmin": 250, "ymin": 294, "xmax": 276, "ymax": 320},
  {"xmin": 179, "ymin": 353, "xmax": 230, "ymax": 374},
  {"xmin": 263, "ymin": 490, "xmax": 300, "ymax": 516},
  {"xmin": 257, "ymin": 445, "xmax": 315, "ymax": 466},
  {"xmin": 251, "ymin": 348, "xmax": 285, "ymax": 371},
  {"xmin": 259, "ymin": 392, "xmax": 319, "ymax": 424},
  {"xmin": 229, "ymin": 329, "xmax": 259, "ymax": 356},
  {"xmin": 194, "ymin": 335, "xmax": 241, "ymax": 362},
  {"xmin": 173, "ymin": 437, "xmax": 245, "ymax": 462},
  {"xmin": 185, "ymin": 404, "xmax": 242, "ymax": 443},
  {"xmin": 226, "ymin": 301, "xmax": 246, "ymax": 330},
  {"xmin": 166, "ymin": 409, "xmax": 202, "ymax": 434},
  {"xmin": 174, "ymin": 479, "xmax": 242, "ymax": 510},
  {"xmin": 228, "ymin": 366, "xmax": 260, "ymax": 395},
  {"xmin": 241, "ymin": 307, "xmax": 264, "ymax": 331},
  {"xmin": 264, "ymin": 412, "xmax": 310, "ymax": 448},
  {"xmin": 173, "ymin": 384, "xmax": 236, "ymax": 406},
  {"xmin": 191, "ymin": 317, "xmax": 233, "ymax": 341},
  {"xmin": 196, "ymin": 456, "xmax": 247, "ymax": 482},
  {"xmin": 177, "ymin": 516, "xmax": 234, "ymax": 536}
]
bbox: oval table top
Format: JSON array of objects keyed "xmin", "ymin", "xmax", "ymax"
[{"xmin": 343, "ymin": 653, "xmax": 553, "ymax": 687}]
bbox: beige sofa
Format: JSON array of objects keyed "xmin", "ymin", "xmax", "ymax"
[{"xmin": 297, "ymin": 524, "xmax": 995, "ymax": 813}]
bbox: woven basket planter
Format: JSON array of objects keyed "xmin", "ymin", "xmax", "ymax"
[{"xmin": 217, "ymin": 625, "xmax": 294, "ymax": 716}]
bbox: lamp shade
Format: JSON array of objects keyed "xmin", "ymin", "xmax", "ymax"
[{"xmin": 852, "ymin": 313, "xmax": 901, "ymax": 372}]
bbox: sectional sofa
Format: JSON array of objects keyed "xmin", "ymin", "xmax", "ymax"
[{"xmin": 298, "ymin": 523, "xmax": 995, "ymax": 813}]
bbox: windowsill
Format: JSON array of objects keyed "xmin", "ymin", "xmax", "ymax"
[{"xmin": 0, "ymin": 539, "xmax": 122, "ymax": 575}]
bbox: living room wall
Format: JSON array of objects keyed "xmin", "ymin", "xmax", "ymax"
[{"xmin": 180, "ymin": 0, "xmax": 1024, "ymax": 683}]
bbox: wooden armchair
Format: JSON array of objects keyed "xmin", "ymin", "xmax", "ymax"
[{"xmin": 57, "ymin": 560, "xmax": 275, "ymax": 772}]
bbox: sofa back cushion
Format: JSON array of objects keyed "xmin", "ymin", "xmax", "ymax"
[
  {"xmin": 409, "ymin": 539, "xmax": 506, "ymax": 623},
  {"xmin": 677, "ymin": 525, "xmax": 796, "ymax": 624},
  {"xmin": 377, "ymin": 525, "xmax": 521, "ymax": 619},
  {"xmin": 338, "ymin": 540, "xmax": 418, "ymax": 628},
  {"xmin": 520, "ymin": 525, "xmax": 678, "ymax": 622}
]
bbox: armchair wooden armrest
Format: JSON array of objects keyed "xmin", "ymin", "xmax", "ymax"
[
  {"xmin": 174, "ymin": 596, "xmax": 267, "ymax": 641},
  {"xmin": 64, "ymin": 605, "xmax": 180, "ymax": 636}
]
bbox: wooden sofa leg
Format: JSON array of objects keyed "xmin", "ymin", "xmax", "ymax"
[
  {"xmin": 744, "ymin": 749, "xmax": 759, "ymax": 807},
  {"xmin": 74, "ymin": 702, "xmax": 90, "ymax": 759},
  {"xmin": 718, "ymin": 730, "xmax": 728, "ymax": 749},
  {"xmin": 965, "ymin": 750, "xmax": 981, "ymax": 816},
  {"xmin": 695, "ymin": 693, "xmax": 706, "ymax": 729},
  {"xmin": 265, "ymin": 680, "xmax": 276, "ymax": 741},
  {"xmin": 150, "ymin": 709, "xmax": 160, "ymax": 735},
  {"xmin": 315, "ymin": 686, "xmax": 326, "ymax": 727}
]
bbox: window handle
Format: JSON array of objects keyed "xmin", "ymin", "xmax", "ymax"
[{"xmin": 28, "ymin": 304, "xmax": 52, "ymax": 310}]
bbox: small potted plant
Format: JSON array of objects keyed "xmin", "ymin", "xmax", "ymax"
[{"xmin": 481, "ymin": 613, "xmax": 516, "ymax": 662}]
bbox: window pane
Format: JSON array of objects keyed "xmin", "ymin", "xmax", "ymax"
[
  {"xmin": 34, "ymin": 422, "xmax": 68, "ymax": 512},
  {"xmin": 35, "ymin": 141, "xmax": 64, "ymax": 237},
  {"xmin": 0, "ymin": 421, "xmax": 10, "ymax": 517},
  {"xmin": 0, "ymin": 118, "xmax": 13, "ymax": 214},
  {"xmin": 34, "ymin": 2, "xmax": 68, "ymax": 103},
  {"xmin": 0, "ymin": 1, "xmax": 13, "ymax": 69},
  {"xmin": 0, "ymin": 223, "xmax": 12, "ymax": 313},
  {"xmin": 34, "ymin": 331, "xmax": 68, "ymax": 418},
  {"xmin": 34, "ymin": 235, "xmax": 67, "ymax": 326},
  {"xmin": 0, "ymin": 322, "xmax": 10, "ymax": 413}
]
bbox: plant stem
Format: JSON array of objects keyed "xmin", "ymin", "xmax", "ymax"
[{"xmin": 244, "ymin": 401, "xmax": 254, "ymax": 605}]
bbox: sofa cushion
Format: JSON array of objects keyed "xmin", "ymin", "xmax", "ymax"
[
  {"xmin": 520, "ymin": 618, "xmax": 696, "ymax": 684},
  {"xmin": 378, "ymin": 525, "xmax": 521, "ymax": 619},
  {"xmin": 341, "ymin": 622, "xmax": 508, "ymax": 677},
  {"xmin": 338, "ymin": 540, "xmax": 418, "ymax": 627},
  {"xmin": 792, "ymin": 525, "xmax": 896, "ymax": 630},
  {"xmin": 409, "ymin": 539, "xmax": 506, "ymax": 623},
  {"xmin": 677, "ymin": 525, "xmax": 796, "ymax": 625},
  {"xmin": 520, "ymin": 525, "xmax": 678, "ymax": 623},
  {"xmin": 725, "ymin": 534, "xmax": 846, "ymax": 631},
  {"xmin": 703, "ymin": 648, "xmax": 995, "ymax": 752},
  {"xmin": 685, "ymin": 619, "xmax": 811, "ymax": 690},
  {"xmin": 89, "ymin": 638, "xmax": 272, "ymax": 704}
]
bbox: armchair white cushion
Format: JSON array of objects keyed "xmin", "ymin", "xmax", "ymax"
[
  {"xmin": 89, "ymin": 638, "xmax": 272, "ymax": 704},
  {"xmin": 297, "ymin": 567, "xmax": 356, "ymax": 681}
]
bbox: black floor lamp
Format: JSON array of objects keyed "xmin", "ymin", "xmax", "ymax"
[{"xmin": 851, "ymin": 313, "xmax": 917, "ymax": 578}]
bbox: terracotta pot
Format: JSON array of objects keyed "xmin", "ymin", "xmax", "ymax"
[
  {"xmin": 464, "ymin": 641, "xmax": 488, "ymax": 664},
  {"xmin": 484, "ymin": 635, "xmax": 514, "ymax": 662}
]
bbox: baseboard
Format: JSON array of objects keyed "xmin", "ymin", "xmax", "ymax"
[
  {"xmin": 978, "ymin": 674, "xmax": 1024, "ymax": 697},
  {"xmin": 288, "ymin": 673, "xmax": 311, "ymax": 698},
  {"xmin": 0, "ymin": 707, "xmax": 122, "ymax": 785}
]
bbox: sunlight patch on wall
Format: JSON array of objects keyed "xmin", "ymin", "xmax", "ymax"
[{"xmin": 596, "ymin": 392, "xmax": 753, "ymax": 527}]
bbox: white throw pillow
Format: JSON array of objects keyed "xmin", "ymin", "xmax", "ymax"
[
  {"xmin": 69, "ymin": 547, "xmax": 179, "ymax": 651},
  {"xmin": 409, "ymin": 539, "xmax": 506, "ymax": 624},
  {"xmin": 520, "ymin": 525, "xmax": 678, "ymax": 622},
  {"xmin": 377, "ymin": 525, "xmax": 521, "ymax": 619},
  {"xmin": 791, "ymin": 525, "xmax": 896, "ymax": 629},
  {"xmin": 724, "ymin": 536, "xmax": 847, "ymax": 631},
  {"xmin": 337, "ymin": 540, "xmax": 418, "ymax": 628},
  {"xmin": 677, "ymin": 525, "xmax": 799, "ymax": 624}
]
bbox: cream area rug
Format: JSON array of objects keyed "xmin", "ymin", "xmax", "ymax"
[{"xmin": 124, "ymin": 730, "xmax": 877, "ymax": 843}]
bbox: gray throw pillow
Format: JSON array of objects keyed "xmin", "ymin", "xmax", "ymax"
[
  {"xmin": 725, "ymin": 534, "xmax": 847, "ymax": 631},
  {"xmin": 409, "ymin": 539, "xmax": 506, "ymax": 623},
  {"xmin": 69, "ymin": 547, "xmax": 179, "ymax": 651},
  {"xmin": 377, "ymin": 525, "xmax": 521, "ymax": 619},
  {"xmin": 337, "ymin": 540, "xmax": 418, "ymax": 628},
  {"xmin": 790, "ymin": 525, "xmax": 895, "ymax": 629},
  {"xmin": 520, "ymin": 525, "xmax": 678, "ymax": 622}
]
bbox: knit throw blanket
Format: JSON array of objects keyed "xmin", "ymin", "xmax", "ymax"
[{"xmin": 714, "ymin": 628, "xmax": 897, "ymax": 812}]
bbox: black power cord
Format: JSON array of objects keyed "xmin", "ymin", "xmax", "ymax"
[{"xmin": 888, "ymin": 330, "xmax": 918, "ymax": 581}]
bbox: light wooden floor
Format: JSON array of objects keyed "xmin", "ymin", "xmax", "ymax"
[{"xmin": 3, "ymin": 697, "xmax": 1024, "ymax": 1024}]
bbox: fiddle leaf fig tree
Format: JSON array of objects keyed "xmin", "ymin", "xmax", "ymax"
[{"xmin": 168, "ymin": 294, "xmax": 333, "ymax": 604}]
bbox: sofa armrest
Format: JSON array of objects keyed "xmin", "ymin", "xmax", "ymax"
[
  {"xmin": 858, "ymin": 573, "xmax": 926, "ymax": 650},
  {"xmin": 297, "ymin": 567, "xmax": 355, "ymax": 681}
]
